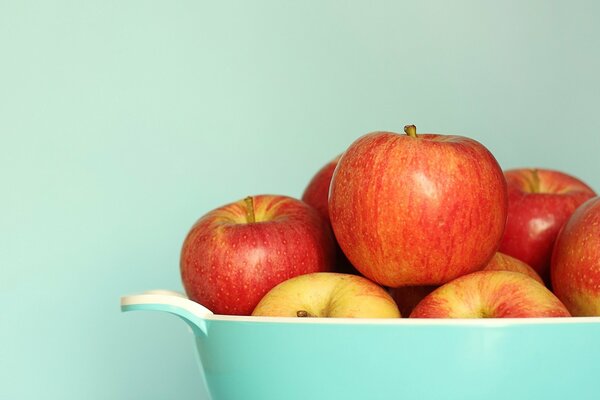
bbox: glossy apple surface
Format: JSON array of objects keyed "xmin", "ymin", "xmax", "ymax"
[
  {"xmin": 499, "ymin": 168, "xmax": 596, "ymax": 284},
  {"xmin": 410, "ymin": 270, "xmax": 571, "ymax": 318},
  {"xmin": 302, "ymin": 154, "xmax": 358, "ymax": 274},
  {"xmin": 392, "ymin": 252, "xmax": 543, "ymax": 317},
  {"xmin": 482, "ymin": 252, "xmax": 543, "ymax": 284},
  {"xmin": 329, "ymin": 126, "xmax": 508, "ymax": 287},
  {"xmin": 180, "ymin": 195, "xmax": 335, "ymax": 315},
  {"xmin": 551, "ymin": 196, "xmax": 600, "ymax": 316},
  {"xmin": 252, "ymin": 272, "xmax": 401, "ymax": 318},
  {"xmin": 302, "ymin": 154, "xmax": 341, "ymax": 225}
]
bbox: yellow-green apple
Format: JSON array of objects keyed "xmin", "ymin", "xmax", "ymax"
[
  {"xmin": 180, "ymin": 195, "xmax": 335, "ymax": 315},
  {"xmin": 482, "ymin": 252, "xmax": 543, "ymax": 284},
  {"xmin": 329, "ymin": 125, "xmax": 508, "ymax": 288},
  {"xmin": 302, "ymin": 154, "xmax": 358, "ymax": 275},
  {"xmin": 410, "ymin": 270, "xmax": 571, "ymax": 318},
  {"xmin": 391, "ymin": 252, "xmax": 543, "ymax": 317},
  {"xmin": 252, "ymin": 272, "xmax": 400, "ymax": 318},
  {"xmin": 551, "ymin": 196, "xmax": 600, "ymax": 316},
  {"xmin": 499, "ymin": 168, "xmax": 596, "ymax": 285}
]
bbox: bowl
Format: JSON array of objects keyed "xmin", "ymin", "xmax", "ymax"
[{"xmin": 121, "ymin": 290, "xmax": 600, "ymax": 400}]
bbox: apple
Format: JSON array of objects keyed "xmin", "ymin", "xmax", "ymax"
[
  {"xmin": 410, "ymin": 270, "xmax": 571, "ymax": 318},
  {"xmin": 499, "ymin": 168, "xmax": 596, "ymax": 285},
  {"xmin": 390, "ymin": 252, "xmax": 542, "ymax": 317},
  {"xmin": 482, "ymin": 252, "xmax": 543, "ymax": 284},
  {"xmin": 551, "ymin": 196, "xmax": 600, "ymax": 316},
  {"xmin": 302, "ymin": 154, "xmax": 358, "ymax": 275},
  {"xmin": 252, "ymin": 272, "xmax": 401, "ymax": 318},
  {"xmin": 329, "ymin": 125, "xmax": 508, "ymax": 287},
  {"xmin": 302, "ymin": 154, "xmax": 341, "ymax": 225},
  {"xmin": 180, "ymin": 195, "xmax": 336, "ymax": 315},
  {"xmin": 389, "ymin": 285, "xmax": 437, "ymax": 318}
]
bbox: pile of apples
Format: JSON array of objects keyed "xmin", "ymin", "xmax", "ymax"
[{"xmin": 180, "ymin": 126, "xmax": 600, "ymax": 319}]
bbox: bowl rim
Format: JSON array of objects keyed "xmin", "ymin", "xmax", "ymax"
[
  {"xmin": 206, "ymin": 314, "xmax": 600, "ymax": 325},
  {"xmin": 121, "ymin": 290, "xmax": 600, "ymax": 326}
]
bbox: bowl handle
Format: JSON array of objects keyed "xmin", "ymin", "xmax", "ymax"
[{"xmin": 120, "ymin": 290, "xmax": 213, "ymax": 336}]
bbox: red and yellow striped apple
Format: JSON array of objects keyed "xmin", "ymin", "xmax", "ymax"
[
  {"xmin": 482, "ymin": 252, "xmax": 543, "ymax": 284},
  {"xmin": 390, "ymin": 251, "xmax": 543, "ymax": 317},
  {"xmin": 410, "ymin": 270, "xmax": 571, "ymax": 318},
  {"xmin": 551, "ymin": 196, "xmax": 600, "ymax": 316},
  {"xmin": 329, "ymin": 125, "xmax": 508, "ymax": 288}
]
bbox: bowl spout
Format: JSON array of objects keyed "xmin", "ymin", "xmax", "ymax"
[{"xmin": 120, "ymin": 290, "xmax": 213, "ymax": 336}]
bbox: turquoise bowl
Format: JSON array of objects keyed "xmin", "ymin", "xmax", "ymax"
[{"xmin": 121, "ymin": 290, "xmax": 600, "ymax": 400}]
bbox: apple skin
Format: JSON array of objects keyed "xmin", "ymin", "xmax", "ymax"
[
  {"xmin": 409, "ymin": 270, "xmax": 571, "ymax": 318},
  {"xmin": 180, "ymin": 195, "xmax": 336, "ymax": 315},
  {"xmin": 499, "ymin": 168, "xmax": 596, "ymax": 285},
  {"xmin": 482, "ymin": 252, "xmax": 543, "ymax": 284},
  {"xmin": 302, "ymin": 155, "xmax": 341, "ymax": 225},
  {"xmin": 551, "ymin": 196, "xmax": 600, "ymax": 316},
  {"xmin": 390, "ymin": 252, "xmax": 543, "ymax": 317},
  {"xmin": 389, "ymin": 285, "xmax": 437, "ymax": 318},
  {"xmin": 329, "ymin": 128, "xmax": 508, "ymax": 287},
  {"xmin": 252, "ymin": 272, "xmax": 401, "ymax": 318},
  {"xmin": 302, "ymin": 154, "xmax": 358, "ymax": 275}
]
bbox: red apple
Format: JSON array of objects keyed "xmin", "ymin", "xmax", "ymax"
[
  {"xmin": 551, "ymin": 196, "xmax": 600, "ymax": 316},
  {"xmin": 302, "ymin": 154, "xmax": 341, "ymax": 225},
  {"xmin": 482, "ymin": 252, "xmax": 543, "ymax": 284},
  {"xmin": 410, "ymin": 270, "xmax": 571, "ymax": 318},
  {"xmin": 180, "ymin": 195, "xmax": 335, "ymax": 315},
  {"xmin": 329, "ymin": 125, "xmax": 508, "ymax": 287},
  {"xmin": 389, "ymin": 285, "xmax": 437, "ymax": 318},
  {"xmin": 252, "ymin": 272, "xmax": 400, "ymax": 318},
  {"xmin": 302, "ymin": 154, "xmax": 358, "ymax": 275},
  {"xmin": 391, "ymin": 252, "xmax": 542, "ymax": 317},
  {"xmin": 499, "ymin": 168, "xmax": 596, "ymax": 284}
]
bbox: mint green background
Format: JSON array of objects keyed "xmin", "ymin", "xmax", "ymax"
[{"xmin": 1, "ymin": 1, "xmax": 599, "ymax": 399}]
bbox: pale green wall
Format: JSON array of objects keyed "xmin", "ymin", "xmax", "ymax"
[{"xmin": 1, "ymin": 1, "xmax": 599, "ymax": 399}]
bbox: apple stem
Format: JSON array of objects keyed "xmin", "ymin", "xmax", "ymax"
[
  {"xmin": 296, "ymin": 310, "xmax": 315, "ymax": 318},
  {"xmin": 244, "ymin": 196, "xmax": 256, "ymax": 224},
  {"xmin": 404, "ymin": 125, "xmax": 417, "ymax": 138}
]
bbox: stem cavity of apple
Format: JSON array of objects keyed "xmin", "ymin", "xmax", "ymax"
[
  {"xmin": 296, "ymin": 310, "xmax": 315, "ymax": 317},
  {"xmin": 244, "ymin": 196, "xmax": 256, "ymax": 224},
  {"xmin": 404, "ymin": 124, "xmax": 418, "ymax": 138},
  {"xmin": 529, "ymin": 168, "xmax": 541, "ymax": 193}
]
